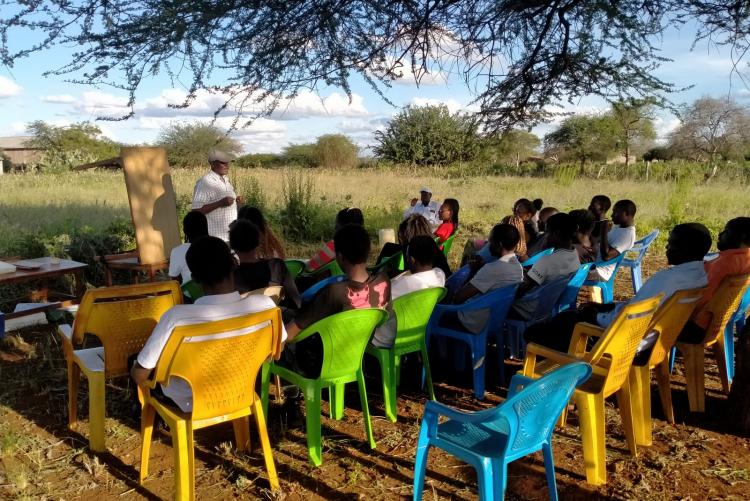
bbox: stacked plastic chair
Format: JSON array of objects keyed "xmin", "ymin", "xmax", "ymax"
[
  {"xmin": 583, "ymin": 252, "xmax": 627, "ymax": 303},
  {"xmin": 621, "ymin": 229, "xmax": 659, "ymax": 293}
]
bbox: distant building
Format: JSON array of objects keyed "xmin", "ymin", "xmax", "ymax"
[{"xmin": 0, "ymin": 136, "xmax": 43, "ymax": 172}]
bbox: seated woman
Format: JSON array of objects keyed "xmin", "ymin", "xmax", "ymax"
[
  {"xmin": 377, "ymin": 214, "xmax": 452, "ymax": 277},
  {"xmin": 569, "ymin": 208, "xmax": 597, "ymax": 263},
  {"xmin": 229, "ymin": 219, "xmax": 301, "ymax": 309},
  {"xmin": 237, "ymin": 206, "xmax": 285, "ymax": 259},
  {"xmin": 307, "ymin": 207, "xmax": 364, "ymax": 272},
  {"xmin": 462, "ymin": 198, "xmax": 535, "ymax": 265},
  {"xmin": 434, "ymin": 198, "xmax": 459, "ymax": 245}
]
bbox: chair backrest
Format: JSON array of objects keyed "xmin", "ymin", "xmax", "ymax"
[
  {"xmin": 441, "ymin": 233, "xmax": 456, "ymax": 257},
  {"xmin": 445, "ymin": 264, "xmax": 471, "ymax": 299},
  {"xmin": 300, "ymin": 274, "xmax": 348, "ymax": 303},
  {"xmin": 494, "ymin": 362, "xmax": 592, "ymax": 458},
  {"xmin": 304, "ymin": 308, "xmax": 388, "ymax": 382},
  {"xmin": 624, "ymin": 229, "xmax": 660, "ymax": 264},
  {"xmin": 522, "ymin": 247, "xmax": 554, "ymax": 267},
  {"xmin": 284, "ymin": 259, "xmax": 307, "ymax": 279},
  {"xmin": 72, "ymin": 281, "xmax": 182, "ymax": 377},
  {"xmin": 461, "ymin": 284, "xmax": 518, "ymax": 334},
  {"xmin": 586, "ymin": 295, "xmax": 661, "ymax": 396},
  {"xmin": 646, "ymin": 287, "xmax": 705, "ymax": 367},
  {"xmin": 555, "ymin": 263, "xmax": 593, "ymax": 314},
  {"xmin": 153, "ymin": 307, "xmax": 282, "ymax": 422},
  {"xmin": 369, "ymin": 251, "xmax": 404, "ymax": 275},
  {"xmin": 732, "ymin": 286, "xmax": 750, "ymax": 326},
  {"xmin": 702, "ymin": 274, "xmax": 750, "ymax": 345},
  {"xmin": 592, "ymin": 251, "xmax": 627, "ymax": 283},
  {"xmin": 517, "ymin": 274, "xmax": 572, "ymax": 324},
  {"xmin": 312, "ymin": 259, "xmax": 344, "ymax": 277},
  {"xmin": 242, "ymin": 285, "xmax": 283, "ymax": 305},
  {"xmin": 392, "ymin": 287, "xmax": 447, "ymax": 349}
]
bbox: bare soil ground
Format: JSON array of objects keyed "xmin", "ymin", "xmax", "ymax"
[{"xmin": 1, "ymin": 256, "xmax": 749, "ymax": 500}]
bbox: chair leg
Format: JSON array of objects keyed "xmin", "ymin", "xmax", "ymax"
[
  {"xmin": 682, "ymin": 345, "xmax": 706, "ymax": 412},
  {"xmin": 171, "ymin": 419, "xmax": 191, "ymax": 501},
  {"xmin": 357, "ymin": 369, "xmax": 376, "ymax": 450},
  {"xmin": 715, "ymin": 333, "xmax": 732, "ymax": 393},
  {"xmin": 252, "ymin": 399, "xmax": 280, "ymax": 491},
  {"xmin": 471, "ymin": 335, "xmax": 487, "ymax": 400},
  {"xmin": 576, "ymin": 392, "xmax": 607, "ymax": 485},
  {"xmin": 328, "ymin": 383, "xmax": 345, "ymax": 420},
  {"xmin": 421, "ymin": 345, "xmax": 436, "ymax": 401},
  {"xmin": 669, "ymin": 346, "xmax": 677, "ymax": 374},
  {"xmin": 726, "ymin": 324, "xmax": 736, "ymax": 383},
  {"xmin": 616, "ymin": 386, "xmax": 638, "ymax": 457},
  {"xmin": 629, "ymin": 365, "xmax": 652, "ymax": 447},
  {"xmin": 631, "ymin": 264, "xmax": 642, "ymax": 293},
  {"xmin": 382, "ymin": 353, "xmax": 398, "ymax": 423},
  {"xmin": 542, "ymin": 442, "xmax": 559, "ymax": 501},
  {"xmin": 186, "ymin": 420, "xmax": 196, "ymax": 501},
  {"xmin": 476, "ymin": 458, "xmax": 504, "ymax": 501},
  {"xmin": 260, "ymin": 363, "xmax": 272, "ymax": 418},
  {"xmin": 303, "ymin": 384, "xmax": 323, "ymax": 466},
  {"xmin": 394, "ymin": 355, "xmax": 402, "ymax": 386},
  {"xmin": 655, "ymin": 360, "xmax": 675, "ymax": 424},
  {"xmin": 67, "ymin": 360, "xmax": 80, "ymax": 428},
  {"xmin": 603, "ymin": 283, "xmax": 614, "ymax": 304},
  {"xmin": 139, "ymin": 403, "xmax": 156, "ymax": 483},
  {"xmin": 232, "ymin": 416, "xmax": 251, "ymax": 452},
  {"xmin": 413, "ymin": 432, "xmax": 430, "ymax": 501},
  {"xmin": 88, "ymin": 372, "xmax": 106, "ymax": 452}
]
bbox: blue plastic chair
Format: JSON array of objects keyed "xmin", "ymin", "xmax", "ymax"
[
  {"xmin": 413, "ymin": 362, "xmax": 593, "ymax": 501},
  {"xmin": 445, "ymin": 264, "xmax": 471, "ymax": 299},
  {"xmin": 521, "ymin": 247, "xmax": 554, "ymax": 267},
  {"xmin": 426, "ymin": 284, "xmax": 517, "ymax": 399},
  {"xmin": 555, "ymin": 262, "xmax": 593, "ymax": 315},
  {"xmin": 300, "ymin": 274, "xmax": 347, "ymax": 303},
  {"xmin": 583, "ymin": 252, "xmax": 627, "ymax": 304},
  {"xmin": 621, "ymin": 230, "xmax": 659, "ymax": 293},
  {"xmin": 502, "ymin": 275, "xmax": 572, "ymax": 363},
  {"xmin": 724, "ymin": 286, "xmax": 750, "ymax": 381}
]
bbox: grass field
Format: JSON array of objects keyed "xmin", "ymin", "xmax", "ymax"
[{"xmin": 1, "ymin": 166, "xmax": 748, "ymax": 265}]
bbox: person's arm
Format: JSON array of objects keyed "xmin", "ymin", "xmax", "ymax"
[
  {"xmin": 599, "ymin": 220, "xmax": 620, "ymax": 260},
  {"xmin": 196, "ymin": 196, "xmax": 234, "ymax": 215},
  {"xmin": 509, "ymin": 216, "xmax": 528, "ymax": 260},
  {"xmin": 454, "ymin": 282, "xmax": 481, "ymax": 304},
  {"xmin": 130, "ymin": 362, "xmax": 152, "ymax": 387},
  {"xmin": 285, "ymin": 321, "xmax": 302, "ymax": 343},
  {"xmin": 515, "ymin": 275, "xmax": 538, "ymax": 298}
]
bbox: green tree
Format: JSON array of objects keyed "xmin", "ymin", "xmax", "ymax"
[
  {"xmin": 482, "ymin": 129, "xmax": 541, "ymax": 167},
  {"xmin": 157, "ymin": 123, "xmax": 241, "ymax": 168},
  {"xmin": 610, "ymin": 98, "xmax": 657, "ymax": 165},
  {"xmin": 26, "ymin": 121, "xmax": 120, "ymax": 171},
  {"xmin": 544, "ymin": 115, "xmax": 618, "ymax": 171},
  {"xmin": 314, "ymin": 134, "xmax": 358, "ymax": 169},
  {"xmin": 282, "ymin": 143, "xmax": 318, "ymax": 168},
  {"xmin": 374, "ymin": 105, "xmax": 480, "ymax": 166}
]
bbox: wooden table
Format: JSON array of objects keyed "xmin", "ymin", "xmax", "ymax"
[
  {"xmin": 0, "ymin": 257, "xmax": 87, "ymax": 320},
  {"xmin": 100, "ymin": 251, "xmax": 169, "ymax": 286}
]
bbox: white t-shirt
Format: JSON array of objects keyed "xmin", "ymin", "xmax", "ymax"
[
  {"xmin": 137, "ymin": 291, "xmax": 285, "ymax": 412},
  {"xmin": 514, "ymin": 248, "xmax": 580, "ymax": 319},
  {"xmin": 458, "ymin": 254, "xmax": 523, "ymax": 333},
  {"xmin": 590, "ymin": 225, "xmax": 636, "ymax": 282},
  {"xmin": 371, "ymin": 268, "xmax": 446, "ymax": 348},
  {"xmin": 168, "ymin": 243, "xmax": 191, "ymax": 284},
  {"xmin": 191, "ymin": 170, "xmax": 237, "ymax": 242},
  {"xmin": 404, "ymin": 200, "xmax": 441, "ymax": 226}
]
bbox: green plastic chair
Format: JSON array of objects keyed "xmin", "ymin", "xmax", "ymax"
[
  {"xmin": 180, "ymin": 280, "xmax": 203, "ymax": 301},
  {"xmin": 284, "ymin": 259, "xmax": 307, "ymax": 279},
  {"xmin": 261, "ymin": 308, "xmax": 388, "ymax": 466},
  {"xmin": 368, "ymin": 251, "xmax": 405, "ymax": 276},
  {"xmin": 303, "ymin": 258, "xmax": 344, "ymax": 278},
  {"xmin": 439, "ymin": 233, "xmax": 456, "ymax": 258},
  {"xmin": 365, "ymin": 287, "xmax": 446, "ymax": 422}
]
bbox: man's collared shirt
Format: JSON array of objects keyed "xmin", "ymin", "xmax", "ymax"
[
  {"xmin": 191, "ymin": 170, "xmax": 237, "ymax": 241},
  {"xmin": 404, "ymin": 200, "xmax": 441, "ymax": 226}
]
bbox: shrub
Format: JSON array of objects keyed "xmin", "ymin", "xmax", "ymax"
[
  {"xmin": 234, "ymin": 153, "xmax": 284, "ymax": 169},
  {"xmin": 279, "ymin": 170, "xmax": 319, "ymax": 242},
  {"xmin": 236, "ymin": 176, "xmax": 267, "ymax": 213},
  {"xmin": 282, "ymin": 143, "xmax": 318, "ymax": 167},
  {"xmin": 158, "ymin": 122, "xmax": 242, "ymax": 168},
  {"xmin": 314, "ymin": 134, "xmax": 359, "ymax": 169}
]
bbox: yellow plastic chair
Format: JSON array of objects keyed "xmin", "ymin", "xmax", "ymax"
[
  {"xmin": 241, "ymin": 285, "xmax": 284, "ymax": 305},
  {"xmin": 675, "ymin": 274, "xmax": 750, "ymax": 412},
  {"xmin": 138, "ymin": 307, "xmax": 283, "ymax": 500},
  {"xmin": 627, "ymin": 288, "xmax": 704, "ymax": 446},
  {"xmin": 58, "ymin": 281, "xmax": 182, "ymax": 452},
  {"xmin": 522, "ymin": 295, "xmax": 661, "ymax": 485}
]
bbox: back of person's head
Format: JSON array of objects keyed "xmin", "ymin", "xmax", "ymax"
[
  {"xmin": 513, "ymin": 198, "xmax": 534, "ymax": 216},
  {"xmin": 545, "ymin": 212, "xmax": 577, "ymax": 243},
  {"xmin": 590, "ymin": 195, "xmax": 612, "ymax": 213},
  {"xmin": 532, "ymin": 198, "xmax": 544, "ymax": 213},
  {"xmin": 335, "ymin": 207, "xmax": 365, "ymax": 229},
  {"xmin": 186, "ymin": 236, "xmax": 235, "ymax": 287},
  {"xmin": 489, "ymin": 223, "xmax": 521, "ymax": 252},
  {"xmin": 237, "ymin": 206, "xmax": 268, "ymax": 232},
  {"xmin": 399, "ymin": 214, "xmax": 432, "ymax": 244},
  {"xmin": 668, "ymin": 223, "xmax": 712, "ymax": 264},
  {"xmin": 334, "ymin": 224, "xmax": 371, "ymax": 265},
  {"xmin": 407, "ymin": 235, "xmax": 439, "ymax": 267},
  {"xmin": 614, "ymin": 199, "xmax": 637, "ymax": 217},
  {"xmin": 228, "ymin": 219, "xmax": 260, "ymax": 253},
  {"xmin": 442, "ymin": 198, "xmax": 460, "ymax": 226},
  {"xmin": 183, "ymin": 210, "xmax": 208, "ymax": 242},
  {"xmin": 569, "ymin": 209, "xmax": 595, "ymax": 236},
  {"xmin": 720, "ymin": 217, "xmax": 750, "ymax": 250}
]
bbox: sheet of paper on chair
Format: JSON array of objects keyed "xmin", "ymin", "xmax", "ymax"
[{"xmin": 0, "ymin": 261, "xmax": 16, "ymax": 274}]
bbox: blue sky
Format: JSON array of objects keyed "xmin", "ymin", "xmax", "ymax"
[{"xmin": 0, "ymin": 22, "xmax": 748, "ymax": 154}]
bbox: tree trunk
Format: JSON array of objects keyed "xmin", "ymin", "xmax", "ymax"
[
  {"xmin": 624, "ymin": 143, "xmax": 630, "ymax": 167},
  {"xmin": 729, "ymin": 322, "xmax": 750, "ymax": 432}
]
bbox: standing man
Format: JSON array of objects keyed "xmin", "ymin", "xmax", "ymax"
[
  {"xmin": 192, "ymin": 149, "xmax": 245, "ymax": 242},
  {"xmin": 404, "ymin": 187, "xmax": 440, "ymax": 226}
]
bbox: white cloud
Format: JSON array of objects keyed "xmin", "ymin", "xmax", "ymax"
[
  {"xmin": 653, "ymin": 115, "xmax": 681, "ymax": 141},
  {"xmin": 73, "ymin": 90, "xmax": 131, "ymax": 118},
  {"xmin": 409, "ymin": 97, "xmax": 465, "ymax": 114},
  {"xmin": 0, "ymin": 76, "xmax": 22, "ymax": 98},
  {"xmin": 41, "ymin": 94, "xmax": 76, "ymax": 104}
]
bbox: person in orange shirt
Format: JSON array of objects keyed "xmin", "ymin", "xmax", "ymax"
[{"xmin": 679, "ymin": 217, "xmax": 750, "ymax": 342}]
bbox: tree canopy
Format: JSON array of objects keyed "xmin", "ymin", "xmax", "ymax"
[
  {"xmin": 157, "ymin": 123, "xmax": 242, "ymax": 168},
  {"xmin": 26, "ymin": 121, "xmax": 120, "ymax": 171},
  {"xmin": 2, "ymin": 2, "xmax": 749, "ymax": 132}
]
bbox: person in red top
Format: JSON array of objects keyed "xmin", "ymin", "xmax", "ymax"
[
  {"xmin": 434, "ymin": 198, "xmax": 459, "ymax": 245},
  {"xmin": 306, "ymin": 207, "xmax": 364, "ymax": 271},
  {"xmin": 679, "ymin": 217, "xmax": 750, "ymax": 342}
]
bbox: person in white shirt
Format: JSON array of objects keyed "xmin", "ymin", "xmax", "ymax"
[
  {"xmin": 191, "ymin": 150, "xmax": 245, "ymax": 242},
  {"xmin": 588, "ymin": 199, "xmax": 637, "ymax": 282},
  {"xmin": 524, "ymin": 223, "xmax": 712, "ymax": 354},
  {"xmin": 372, "ymin": 235, "xmax": 446, "ymax": 348},
  {"xmin": 444, "ymin": 224, "xmax": 523, "ymax": 333},
  {"xmin": 131, "ymin": 236, "xmax": 285, "ymax": 413},
  {"xmin": 512, "ymin": 212, "xmax": 581, "ymax": 320},
  {"xmin": 404, "ymin": 187, "xmax": 440, "ymax": 226},
  {"xmin": 168, "ymin": 210, "xmax": 208, "ymax": 284}
]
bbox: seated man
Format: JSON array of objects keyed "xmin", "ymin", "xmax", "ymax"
[
  {"xmin": 404, "ymin": 187, "xmax": 440, "ymax": 226},
  {"xmin": 527, "ymin": 206, "xmax": 559, "ymax": 257},
  {"xmin": 525, "ymin": 223, "xmax": 712, "ymax": 354},
  {"xmin": 588, "ymin": 194, "xmax": 612, "ymax": 247},
  {"xmin": 512, "ymin": 212, "xmax": 581, "ymax": 320},
  {"xmin": 444, "ymin": 224, "xmax": 523, "ymax": 333},
  {"xmin": 131, "ymin": 236, "xmax": 285, "ymax": 413},
  {"xmin": 229, "ymin": 219, "xmax": 301, "ymax": 310},
  {"xmin": 169, "ymin": 210, "xmax": 208, "ymax": 285},
  {"xmin": 372, "ymin": 235, "xmax": 447, "ymax": 348},
  {"xmin": 587, "ymin": 199, "xmax": 637, "ymax": 283},
  {"xmin": 282, "ymin": 224, "xmax": 391, "ymax": 378},
  {"xmin": 679, "ymin": 217, "xmax": 750, "ymax": 343}
]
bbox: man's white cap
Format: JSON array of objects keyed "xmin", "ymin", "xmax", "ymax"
[
  {"xmin": 208, "ymin": 149, "xmax": 235, "ymax": 163},
  {"xmin": 419, "ymin": 187, "xmax": 432, "ymax": 194}
]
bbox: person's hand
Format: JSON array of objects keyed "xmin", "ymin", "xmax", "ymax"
[
  {"xmin": 236, "ymin": 195, "xmax": 246, "ymax": 205},
  {"xmin": 410, "ymin": 197, "xmax": 418, "ymax": 207},
  {"xmin": 221, "ymin": 196, "xmax": 235, "ymax": 207},
  {"xmin": 468, "ymin": 255, "xmax": 484, "ymax": 273}
]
